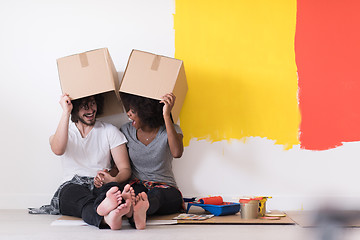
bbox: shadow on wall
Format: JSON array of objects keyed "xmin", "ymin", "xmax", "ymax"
[
  {"xmin": 98, "ymin": 71, "xmax": 129, "ymax": 128},
  {"xmin": 172, "ymin": 138, "xmax": 210, "ymax": 197},
  {"xmin": 173, "ymin": 137, "xmax": 296, "ymax": 199},
  {"xmin": 173, "ymin": 138, "xmax": 264, "ymax": 198}
]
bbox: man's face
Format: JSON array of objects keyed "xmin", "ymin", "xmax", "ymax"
[{"xmin": 77, "ymin": 97, "xmax": 97, "ymax": 126}]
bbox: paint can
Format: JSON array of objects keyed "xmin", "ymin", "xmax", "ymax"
[
  {"xmin": 257, "ymin": 196, "xmax": 272, "ymax": 217},
  {"xmin": 258, "ymin": 198, "xmax": 267, "ymax": 217},
  {"xmin": 239, "ymin": 198, "xmax": 261, "ymax": 219}
]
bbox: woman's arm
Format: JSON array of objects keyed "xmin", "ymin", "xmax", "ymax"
[
  {"xmin": 161, "ymin": 93, "xmax": 184, "ymax": 158},
  {"xmin": 49, "ymin": 93, "xmax": 72, "ymax": 155}
]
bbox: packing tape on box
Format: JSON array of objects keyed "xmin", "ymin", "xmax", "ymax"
[
  {"xmin": 151, "ymin": 55, "xmax": 161, "ymax": 71},
  {"xmin": 79, "ymin": 52, "xmax": 89, "ymax": 68}
]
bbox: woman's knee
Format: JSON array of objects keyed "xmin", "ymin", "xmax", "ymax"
[{"xmin": 147, "ymin": 187, "xmax": 182, "ymax": 215}]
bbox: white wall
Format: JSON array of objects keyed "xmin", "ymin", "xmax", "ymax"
[
  {"xmin": 0, "ymin": 0, "xmax": 175, "ymax": 209},
  {"xmin": 1, "ymin": 0, "xmax": 359, "ymax": 211}
]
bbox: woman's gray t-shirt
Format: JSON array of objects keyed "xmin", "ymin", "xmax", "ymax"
[{"xmin": 120, "ymin": 122, "xmax": 182, "ymax": 188}]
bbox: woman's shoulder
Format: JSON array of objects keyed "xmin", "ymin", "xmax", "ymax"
[
  {"xmin": 158, "ymin": 123, "xmax": 182, "ymax": 136},
  {"xmin": 120, "ymin": 122, "xmax": 133, "ymax": 136},
  {"xmin": 120, "ymin": 122, "xmax": 132, "ymax": 131}
]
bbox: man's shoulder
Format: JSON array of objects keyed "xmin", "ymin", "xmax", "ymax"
[
  {"xmin": 93, "ymin": 121, "xmax": 122, "ymax": 135},
  {"xmin": 95, "ymin": 120, "xmax": 116, "ymax": 129},
  {"xmin": 95, "ymin": 121, "xmax": 127, "ymax": 142}
]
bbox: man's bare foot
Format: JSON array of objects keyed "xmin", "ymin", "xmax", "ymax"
[
  {"xmin": 97, "ymin": 186, "xmax": 122, "ymax": 216},
  {"xmin": 121, "ymin": 184, "xmax": 136, "ymax": 218},
  {"xmin": 133, "ymin": 192, "xmax": 149, "ymax": 230},
  {"xmin": 103, "ymin": 199, "xmax": 131, "ymax": 230}
]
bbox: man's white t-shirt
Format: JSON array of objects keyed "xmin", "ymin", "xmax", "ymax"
[{"xmin": 60, "ymin": 121, "xmax": 127, "ymax": 182}]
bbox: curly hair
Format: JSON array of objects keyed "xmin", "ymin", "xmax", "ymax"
[
  {"xmin": 120, "ymin": 92, "xmax": 168, "ymax": 128},
  {"xmin": 70, "ymin": 94, "xmax": 104, "ymax": 123}
]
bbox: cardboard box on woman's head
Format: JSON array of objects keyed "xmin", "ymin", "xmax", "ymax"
[
  {"xmin": 56, "ymin": 48, "xmax": 124, "ymax": 117},
  {"xmin": 120, "ymin": 49, "xmax": 188, "ymax": 123}
]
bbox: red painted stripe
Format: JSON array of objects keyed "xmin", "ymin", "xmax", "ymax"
[{"xmin": 296, "ymin": 0, "xmax": 360, "ymax": 150}]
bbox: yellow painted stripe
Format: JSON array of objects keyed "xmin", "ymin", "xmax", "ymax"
[{"xmin": 175, "ymin": 0, "xmax": 300, "ymax": 149}]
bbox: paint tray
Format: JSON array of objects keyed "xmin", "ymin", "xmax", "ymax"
[{"xmin": 186, "ymin": 202, "xmax": 240, "ymax": 216}]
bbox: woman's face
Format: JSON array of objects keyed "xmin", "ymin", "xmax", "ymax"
[{"xmin": 127, "ymin": 108, "xmax": 142, "ymax": 129}]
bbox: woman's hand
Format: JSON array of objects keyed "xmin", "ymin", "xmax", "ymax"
[
  {"xmin": 160, "ymin": 93, "xmax": 176, "ymax": 118},
  {"xmin": 94, "ymin": 169, "xmax": 113, "ymax": 188},
  {"xmin": 94, "ymin": 172, "xmax": 104, "ymax": 188}
]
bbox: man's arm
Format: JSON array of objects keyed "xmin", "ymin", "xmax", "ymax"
[
  {"xmin": 94, "ymin": 143, "xmax": 132, "ymax": 187},
  {"xmin": 110, "ymin": 144, "xmax": 132, "ymax": 183},
  {"xmin": 50, "ymin": 94, "xmax": 72, "ymax": 156}
]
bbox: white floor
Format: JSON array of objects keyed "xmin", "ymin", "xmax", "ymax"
[{"xmin": 2, "ymin": 210, "xmax": 360, "ymax": 240}]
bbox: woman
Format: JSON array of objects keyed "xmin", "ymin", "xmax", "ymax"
[{"xmin": 120, "ymin": 92, "xmax": 184, "ymax": 229}]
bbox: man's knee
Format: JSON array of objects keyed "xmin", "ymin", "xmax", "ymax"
[
  {"xmin": 60, "ymin": 184, "xmax": 90, "ymax": 200},
  {"xmin": 59, "ymin": 184, "xmax": 93, "ymax": 217}
]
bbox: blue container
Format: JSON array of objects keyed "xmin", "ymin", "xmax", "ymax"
[{"xmin": 186, "ymin": 202, "xmax": 240, "ymax": 216}]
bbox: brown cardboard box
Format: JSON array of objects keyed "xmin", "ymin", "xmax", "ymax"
[
  {"xmin": 120, "ymin": 49, "xmax": 188, "ymax": 122},
  {"xmin": 57, "ymin": 48, "xmax": 123, "ymax": 117}
]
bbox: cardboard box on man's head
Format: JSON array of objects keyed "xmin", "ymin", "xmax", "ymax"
[
  {"xmin": 120, "ymin": 49, "xmax": 188, "ymax": 123},
  {"xmin": 57, "ymin": 48, "xmax": 124, "ymax": 117}
]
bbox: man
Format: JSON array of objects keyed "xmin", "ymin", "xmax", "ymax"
[{"xmin": 31, "ymin": 93, "xmax": 132, "ymax": 229}]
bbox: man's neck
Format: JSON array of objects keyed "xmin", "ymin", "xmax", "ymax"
[{"xmin": 75, "ymin": 121, "xmax": 95, "ymax": 138}]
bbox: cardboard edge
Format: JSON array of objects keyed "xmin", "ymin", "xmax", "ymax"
[
  {"xmin": 104, "ymin": 48, "xmax": 121, "ymax": 101},
  {"xmin": 119, "ymin": 49, "xmax": 135, "ymax": 94},
  {"xmin": 171, "ymin": 62, "xmax": 188, "ymax": 123}
]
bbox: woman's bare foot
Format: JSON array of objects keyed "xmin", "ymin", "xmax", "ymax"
[
  {"xmin": 121, "ymin": 184, "xmax": 136, "ymax": 218},
  {"xmin": 133, "ymin": 192, "xmax": 149, "ymax": 230},
  {"xmin": 97, "ymin": 186, "xmax": 122, "ymax": 216},
  {"xmin": 103, "ymin": 199, "xmax": 131, "ymax": 230}
]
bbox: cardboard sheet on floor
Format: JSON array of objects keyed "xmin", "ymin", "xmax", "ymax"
[
  {"xmin": 150, "ymin": 212, "xmax": 295, "ymax": 225},
  {"xmin": 53, "ymin": 215, "xmax": 177, "ymax": 226},
  {"xmin": 286, "ymin": 211, "xmax": 360, "ymax": 228},
  {"xmin": 54, "ymin": 213, "xmax": 294, "ymax": 226},
  {"xmin": 52, "ymin": 216, "xmax": 88, "ymax": 226}
]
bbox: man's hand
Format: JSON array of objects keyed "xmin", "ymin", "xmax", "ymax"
[
  {"xmin": 49, "ymin": 93, "xmax": 72, "ymax": 156},
  {"xmin": 60, "ymin": 93, "xmax": 73, "ymax": 115}
]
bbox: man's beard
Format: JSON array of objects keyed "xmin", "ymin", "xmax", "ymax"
[{"xmin": 78, "ymin": 115, "xmax": 96, "ymax": 126}]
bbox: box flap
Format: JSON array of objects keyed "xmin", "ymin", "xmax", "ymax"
[{"xmin": 99, "ymin": 91, "xmax": 124, "ymax": 118}]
